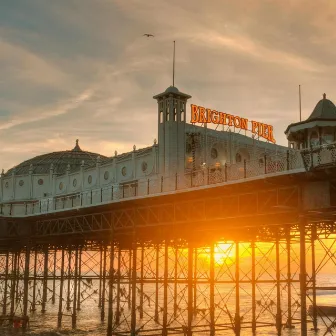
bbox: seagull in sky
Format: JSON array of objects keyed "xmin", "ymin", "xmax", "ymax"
[{"xmin": 143, "ymin": 33, "xmax": 154, "ymax": 37}]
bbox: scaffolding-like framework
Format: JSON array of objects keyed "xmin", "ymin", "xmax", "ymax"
[{"xmin": 0, "ymin": 146, "xmax": 336, "ymax": 335}]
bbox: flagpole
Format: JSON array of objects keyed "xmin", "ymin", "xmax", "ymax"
[
  {"xmin": 173, "ymin": 41, "xmax": 175, "ymax": 87},
  {"xmin": 299, "ymin": 85, "xmax": 302, "ymax": 121}
]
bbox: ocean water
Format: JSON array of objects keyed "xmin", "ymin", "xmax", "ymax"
[{"xmin": 1, "ymin": 274, "xmax": 336, "ymax": 336}]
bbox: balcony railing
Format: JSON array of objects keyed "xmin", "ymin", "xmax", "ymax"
[{"xmin": 0, "ymin": 149, "xmax": 315, "ymax": 217}]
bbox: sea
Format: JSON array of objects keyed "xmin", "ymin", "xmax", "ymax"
[{"xmin": 1, "ymin": 274, "xmax": 335, "ymax": 336}]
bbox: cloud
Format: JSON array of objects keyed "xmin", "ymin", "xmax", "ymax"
[{"xmin": 0, "ymin": 0, "xmax": 336, "ymax": 172}]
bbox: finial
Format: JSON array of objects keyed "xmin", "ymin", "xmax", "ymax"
[
  {"xmin": 81, "ymin": 160, "xmax": 85, "ymax": 167},
  {"xmin": 114, "ymin": 150, "xmax": 117, "ymax": 157},
  {"xmin": 133, "ymin": 145, "xmax": 136, "ymax": 151},
  {"xmin": 72, "ymin": 139, "xmax": 81, "ymax": 151},
  {"xmin": 323, "ymin": 93, "xmax": 326, "ymax": 99},
  {"xmin": 154, "ymin": 138, "xmax": 157, "ymax": 145},
  {"xmin": 50, "ymin": 163, "xmax": 54, "ymax": 170},
  {"xmin": 66, "ymin": 164, "xmax": 70, "ymax": 171}
]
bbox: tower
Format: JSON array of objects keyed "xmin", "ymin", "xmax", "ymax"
[
  {"xmin": 285, "ymin": 93, "xmax": 336, "ymax": 149},
  {"xmin": 153, "ymin": 86, "xmax": 192, "ymax": 176}
]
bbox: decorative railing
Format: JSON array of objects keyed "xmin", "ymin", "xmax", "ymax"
[
  {"xmin": 301, "ymin": 143, "xmax": 336, "ymax": 171},
  {"xmin": 0, "ymin": 149, "xmax": 319, "ymax": 217}
]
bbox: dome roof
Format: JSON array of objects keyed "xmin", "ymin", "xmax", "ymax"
[
  {"xmin": 3, "ymin": 140, "xmax": 107, "ymax": 177},
  {"xmin": 307, "ymin": 93, "xmax": 336, "ymax": 121},
  {"xmin": 165, "ymin": 86, "xmax": 180, "ymax": 93}
]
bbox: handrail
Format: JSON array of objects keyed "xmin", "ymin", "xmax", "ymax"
[{"xmin": 0, "ymin": 149, "xmax": 316, "ymax": 217}]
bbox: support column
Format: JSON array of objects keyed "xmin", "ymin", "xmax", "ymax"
[
  {"xmin": 130, "ymin": 233, "xmax": 137, "ymax": 336},
  {"xmin": 52, "ymin": 250, "xmax": 57, "ymax": 304},
  {"xmin": 193, "ymin": 248, "xmax": 197, "ymax": 315},
  {"xmin": 162, "ymin": 240, "xmax": 169, "ymax": 336},
  {"xmin": 187, "ymin": 243, "xmax": 193, "ymax": 336},
  {"xmin": 2, "ymin": 252, "xmax": 9, "ymax": 316},
  {"xmin": 300, "ymin": 218, "xmax": 307, "ymax": 336},
  {"xmin": 139, "ymin": 243, "xmax": 144, "ymax": 319},
  {"xmin": 66, "ymin": 249, "xmax": 72, "ymax": 311},
  {"xmin": 115, "ymin": 247, "xmax": 121, "ymax": 324},
  {"xmin": 128, "ymin": 249, "xmax": 132, "ymax": 310},
  {"xmin": 42, "ymin": 248, "xmax": 49, "ymax": 313},
  {"xmin": 154, "ymin": 244, "xmax": 159, "ymax": 323},
  {"xmin": 98, "ymin": 247, "xmax": 103, "ymax": 308},
  {"xmin": 10, "ymin": 251, "xmax": 18, "ymax": 316},
  {"xmin": 276, "ymin": 236, "xmax": 282, "ymax": 335},
  {"xmin": 31, "ymin": 250, "xmax": 38, "ymax": 312},
  {"xmin": 251, "ymin": 242, "xmax": 256, "ymax": 333},
  {"xmin": 22, "ymin": 244, "xmax": 31, "ymax": 328},
  {"xmin": 77, "ymin": 248, "xmax": 82, "ymax": 311},
  {"xmin": 72, "ymin": 248, "xmax": 78, "ymax": 329},
  {"xmin": 311, "ymin": 224, "xmax": 318, "ymax": 331},
  {"xmin": 107, "ymin": 237, "xmax": 115, "ymax": 336},
  {"xmin": 57, "ymin": 249, "xmax": 65, "ymax": 328},
  {"xmin": 174, "ymin": 247, "xmax": 178, "ymax": 318},
  {"xmin": 285, "ymin": 229, "xmax": 294, "ymax": 329},
  {"xmin": 210, "ymin": 243, "xmax": 215, "ymax": 336},
  {"xmin": 234, "ymin": 242, "xmax": 240, "ymax": 336},
  {"xmin": 101, "ymin": 246, "xmax": 107, "ymax": 321}
]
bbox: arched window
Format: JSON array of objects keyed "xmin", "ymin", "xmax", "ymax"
[
  {"xmin": 322, "ymin": 129, "xmax": 334, "ymax": 145},
  {"xmin": 310, "ymin": 131, "xmax": 319, "ymax": 147},
  {"xmin": 236, "ymin": 153, "xmax": 242, "ymax": 163}
]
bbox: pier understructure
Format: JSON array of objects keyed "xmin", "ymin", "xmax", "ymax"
[{"xmin": 1, "ymin": 144, "xmax": 336, "ymax": 335}]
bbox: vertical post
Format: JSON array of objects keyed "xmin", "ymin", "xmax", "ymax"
[
  {"xmin": 130, "ymin": 232, "xmax": 137, "ymax": 336},
  {"xmin": 162, "ymin": 241, "xmax": 169, "ymax": 336},
  {"xmin": 193, "ymin": 248, "xmax": 197, "ymax": 314},
  {"xmin": 77, "ymin": 248, "xmax": 82, "ymax": 311},
  {"xmin": 42, "ymin": 248, "xmax": 48, "ymax": 313},
  {"xmin": 52, "ymin": 250, "xmax": 57, "ymax": 304},
  {"xmin": 10, "ymin": 251, "xmax": 17, "ymax": 316},
  {"xmin": 2, "ymin": 252, "xmax": 9, "ymax": 316},
  {"xmin": 264, "ymin": 155, "xmax": 267, "ymax": 174},
  {"xmin": 187, "ymin": 243, "xmax": 193, "ymax": 336},
  {"xmin": 210, "ymin": 243, "xmax": 215, "ymax": 336},
  {"xmin": 67, "ymin": 249, "xmax": 72, "ymax": 311},
  {"xmin": 311, "ymin": 224, "xmax": 318, "ymax": 331},
  {"xmin": 161, "ymin": 176, "xmax": 164, "ymax": 192},
  {"xmin": 286, "ymin": 150, "xmax": 290, "ymax": 170},
  {"xmin": 251, "ymin": 242, "xmax": 256, "ymax": 333},
  {"xmin": 154, "ymin": 244, "xmax": 159, "ymax": 322},
  {"xmin": 234, "ymin": 242, "xmax": 241, "ymax": 335},
  {"xmin": 175, "ymin": 173, "xmax": 178, "ymax": 190},
  {"xmin": 98, "ymin": 247, "xmax": 103, "ymax": 307},
  {"xmin": 116, "ymin": 247, "xmax": 121, "ymax": 324},
  {"xmin": 57, "ymin": 249, "xmax": 65, "ymax": 328},
  {"xmin": 224, "ymin": 163, "xmax": 228, "ymax": 182},
  {"xmin": 107, "ymin": 236, "xmax": 114, "ymax": 336},
  {"xmin": 147, "ymin": 179, "xmax": 150, "ymax": 195},
  {"xmin": 276, "ymin": 236, "xmax": 282, "ymax": 335},
  {"xmin": 22, "ymin": 244, "xmax": 30, "ymax": 328},
  {"xmin": 285, "ymin": 229, "xmax": 294, "ymax": 329},
  {"xmin": 174, "ymin": 247, "xmax": 178, "ymax": 318},
  {"xmin": 101, "ymin": 246, "xmax": 107, "ymax": 321},
  {"xmin": 128, "ymin": 249, "xmax": 132, "ymax": 309},
  {"xmin": 139, "ymin": 243, "xmax": 144, "ymax": 319},
  {"xmin": 72, "ymin": 248, "xmax": 78, "ymax": 329},
  {"xmin": 300, "ymin": 217, "xmax": 307, "ymax": 336},
  {"xmin": 111, "ymin": 186, "xmax": 114, "ymax": 200},
  {"xmin": 31, "ymin": 250, "xmax": 38, "ymax": 312}
]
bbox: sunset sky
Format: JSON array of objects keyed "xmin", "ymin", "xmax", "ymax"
[{"xmin": 1, "ymin": 0, "xmax": 336, "ymax": 171}]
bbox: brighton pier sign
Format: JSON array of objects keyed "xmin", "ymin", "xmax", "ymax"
[{"xmin": 190, "ymin": 104, "xmax": 276, "ymax": 143}]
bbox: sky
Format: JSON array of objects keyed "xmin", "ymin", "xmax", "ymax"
[{"xmin": 1, "ymin": 0, "xmax": 336, "ymax": 171}]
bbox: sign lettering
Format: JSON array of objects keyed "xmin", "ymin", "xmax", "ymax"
[{"xmin": 190, "ymin": 104, "xmax": 276, "ymax": 143}]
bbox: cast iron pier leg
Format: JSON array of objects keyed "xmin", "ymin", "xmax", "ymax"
[{"xmin": 300, "ymin": 218, "xmax": 307, "ymax": 336}]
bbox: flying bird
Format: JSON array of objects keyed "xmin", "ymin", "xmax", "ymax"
[{"xmin": 143, "ymin": 34, "xmax": 154, "ymax": 37}]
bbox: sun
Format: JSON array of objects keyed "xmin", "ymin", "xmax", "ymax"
[{"xmin": 214, "ymin": 243, "xmax": 235, "ymax": 265}]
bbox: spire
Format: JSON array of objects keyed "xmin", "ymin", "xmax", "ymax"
[
  {"xmin": 323, "ymin": 93, "xmax": 326, "ymax": 100},
  {"xmin": 72, "ymin": 139, "xmax": 82, "ymax": 151}
]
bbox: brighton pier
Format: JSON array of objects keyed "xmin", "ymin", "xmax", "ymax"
[{"xmin": 1, "ymin": 86, "xmax": 336, "ymax": 336}]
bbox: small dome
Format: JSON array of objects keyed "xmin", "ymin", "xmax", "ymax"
[
  {"xmin": 165, "ymin": 86, "xmax": 179, "ymax": 93},
  {"xmin": 4, "ymin": 140, "xmax": 107, "ymax": 176},
  {"xmin": 307, "ymin": 93, "xmax": 336, "ymax": 121}
]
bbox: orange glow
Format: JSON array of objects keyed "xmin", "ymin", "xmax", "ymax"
[{"xmin": 190, "ymin": 104, "xmax": 276, "ymax": 143}]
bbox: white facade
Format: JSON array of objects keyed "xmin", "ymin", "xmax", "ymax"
[{"xmin": 1, "ymin": 85, "xmax": 310, "ymax": 216}]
